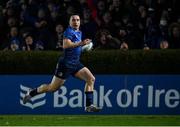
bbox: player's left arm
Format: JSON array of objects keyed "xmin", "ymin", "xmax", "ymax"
[{"xmin": 63, "ymin": 38, "xmax": 91, "ymax": 49}]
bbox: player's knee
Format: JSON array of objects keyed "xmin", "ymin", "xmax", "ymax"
[
  {"xmin": 48, "ymin": 85, "xmax": 59, "ymax": 92},
  {"xmin": 91, "ymin": 76, "xmax": 95, "ymax": 83},
  {"xmin": 87, "ymin": 76, "xmax": 95, "ymax": 85}
]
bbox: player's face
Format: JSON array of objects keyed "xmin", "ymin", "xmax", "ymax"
[{"xmin": 70, "ymin": 15, "xmax": 80, "ymax": 30}]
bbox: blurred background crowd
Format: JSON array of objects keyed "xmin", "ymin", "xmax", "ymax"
[{"xmin": 0, "ymin": 0, "xmax": 179, "ymax": 51}]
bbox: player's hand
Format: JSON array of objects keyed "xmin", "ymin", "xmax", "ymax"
[{"xmin": 80, "ymin": 39, "xmax": 92, "ymax": 46}]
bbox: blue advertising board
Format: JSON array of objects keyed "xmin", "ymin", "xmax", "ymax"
[{"xmin": 0, "ymin": 75, "xmax": 179, "ymax": 114}]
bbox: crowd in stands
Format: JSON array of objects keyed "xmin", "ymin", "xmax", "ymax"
[{"xmin": 0, "ymin": 0, "xmax": 179, "ymax": 51}]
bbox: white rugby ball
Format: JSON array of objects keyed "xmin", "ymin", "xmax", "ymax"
[{"xmin": 82, "ymin": 42, "xmax": 93, "ymax": 51}]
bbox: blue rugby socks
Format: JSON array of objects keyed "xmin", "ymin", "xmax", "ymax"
[{"xmin": 85, "ymin": 91, "xmax": 93, "ymax": 106}]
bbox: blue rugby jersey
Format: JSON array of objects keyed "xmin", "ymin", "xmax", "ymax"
[{"xmin": 62, "ymin": 26, "xmax": 82, "ymax": 66}]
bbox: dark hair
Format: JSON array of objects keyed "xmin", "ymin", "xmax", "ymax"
[
  {"xmin": 168, "ymin": 23, "xmax": 180, "ymax": 37},
  {"xmin": 23, "ymin": 32, "xmax": 33, "ymax": 39},
  {"xmin": 95, "ymin": 29, "xmax": 110, "ymax": 42}
]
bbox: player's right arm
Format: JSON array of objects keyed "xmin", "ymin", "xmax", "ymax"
[{"xmin": 63, "ymin": 38, "xmax": 91, "ymax": 49}]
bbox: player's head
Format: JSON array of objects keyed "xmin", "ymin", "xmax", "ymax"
[{"xmin": 69, "ymin": 15, "xmax": 80, "ymax": 30}]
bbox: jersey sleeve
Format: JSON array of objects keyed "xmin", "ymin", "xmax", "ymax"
[{"xmin": 63, "ymin": 30, "xmax": 73, "ymax": 41}]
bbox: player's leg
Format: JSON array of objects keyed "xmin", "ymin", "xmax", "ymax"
[
  {"xmin": 23, "ymin": 60, "xmax": 68, "ymax": 104},
  {"xmin": 23, "ymin": 76, "xmax": 65, "ymax": 104},
  {"xmin": 31, "ymin": 76, "xmax": 65, "ymax": 94},
  {"xmin": 74, "ymin": 67, "xmax": 101, "ymax": 112}
]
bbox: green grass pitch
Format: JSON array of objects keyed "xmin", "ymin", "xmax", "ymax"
[{"xmin": 0, "ymin": 115, "xmax": 180, "ymax": 126}]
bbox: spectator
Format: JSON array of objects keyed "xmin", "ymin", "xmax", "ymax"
[
  {"xmin": 54, "ymin": 23, "xmax": 64, "ymax": 51},
  {"xmin": 137, "ymin": 5, "xmax": 147, "ymax": 34},
  {"xmin": 100, "ymin": 11, "xmax": 116, "ymax": 36},
  {"xmin": 95, "ymin": 29, "xmax": 121, "ymax": 49},
  {"xmin": 109, "ymin": 0, "xmax": 127, "ymax": 28},
  {"xmin": 144, "ymin": 13, "xmax": 161, "ymax": 49},
  {"xmin": 6, "ymin": 26, "xmax": 22, "ymax": 51},
  {"xmin": 0, "ymin": 6, "xmax": 6, "ymax": 49},
  {"xmin": 22, "ymin": 33, "xmax": 44, "ymax": 51},
  {"xmin": 95, "ymin": 0, "xmax": 107, "ymax": 26},
  {"xmin": 81, "ymin": 8, "xmax": 98, "ymax": 41},
  {"xmin": 22, "ymin": 33, "xmax": 35, "ymax": 51},
  {"xmin": 168, "ymin": 23, "xmax": 180, "ymax": 48}
]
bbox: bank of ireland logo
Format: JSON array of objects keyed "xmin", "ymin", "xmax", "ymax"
[{"xmin": 20, "ymin": 85, "xmax": 46, "ymax": 109}]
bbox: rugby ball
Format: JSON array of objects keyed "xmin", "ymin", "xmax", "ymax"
[{"xmin": 82, "ymin": 42, "xmax": 93, "ymax": 51}]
